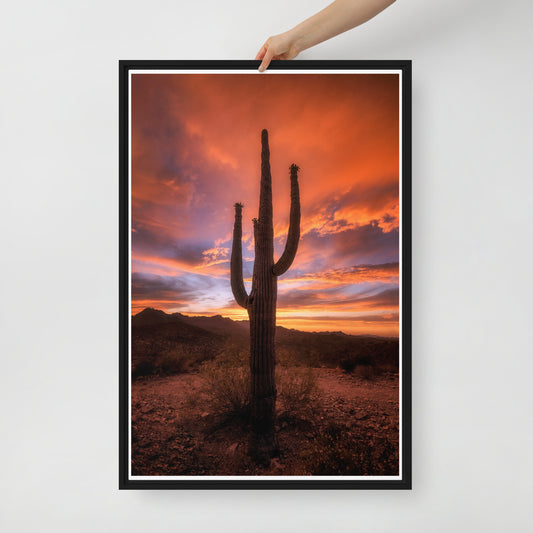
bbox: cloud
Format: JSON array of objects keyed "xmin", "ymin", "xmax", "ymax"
[
  {"xmin": 132, "ymin": 272, "xmax": 208, "ymax": 301},
  {"xmin": 131, "ymin": 270, "xmax": 234, "ymax": 312},
  {"xmin": 281, "ymin": 262, "xmax": 399, "ymax": 286},
  {"xmin": 131, "ymin": 73, "xmax": 400, "ymax": 246},
  {"xmin": 296, "ymin": 179, "xmax": 399, "ymax": 237},
  {"xmin": 132, "ymin": 228, "xmax": 212, "ymax": 268},
  {"xmin": 284, "ymin": 312, "xmax": 399, "ymax": 323},
  {"xmin": 202, "ymin": 246, "xmax": 229, "ymax": 264},
  {"xmin": 276, "ymin": 313, "xmax": 399, "ymax": 336},
  {"xmin": 277, "ymin": 287, "xmax": 399, "ymax": 311},
  {"xmin": 129, "ymin": 73, "xmax": 401, "ymax": 335},
  {"xmin": 346, "ymin": 288, "xmax": 399, "ymax": 309},
  {"xmin": 292, "ymin": 220, "xmax": 399, "ymax": 272}
]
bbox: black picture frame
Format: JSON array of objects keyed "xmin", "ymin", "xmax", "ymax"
[{"xmin": 119, "ymin": 60, "xmax": 412, "ymax": 489}]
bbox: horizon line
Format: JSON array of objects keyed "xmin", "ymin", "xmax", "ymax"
[{"xmin": 131, "ymin": 306, "xmax": 399, "ymax": 339}]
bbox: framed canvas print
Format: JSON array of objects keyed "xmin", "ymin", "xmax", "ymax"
[{"xmin": 119, "ymin": 60, "xmax": 411, "ymax": 489}]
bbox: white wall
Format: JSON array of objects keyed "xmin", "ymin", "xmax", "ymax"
[{"xmin": 1, "ymin": 1, "xmax": 532, "ymax": 531}]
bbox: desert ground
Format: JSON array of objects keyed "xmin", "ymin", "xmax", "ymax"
[{"xmin": 130, "ymin": 308, "xmax": 399, "ymax": 476}]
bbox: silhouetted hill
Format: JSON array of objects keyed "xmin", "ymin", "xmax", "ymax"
[
  {"xmin": 133, "ymin": 308, "xmax": 395, "ymax": 340},
  {"xmin": 131, "ymin": 308, "xmax": 399, "ymax": 376},
  {"xmin": 131, "ymin": 309, "xmax": 226, "ymax": 377},
  {"xmin": 179, "ymin": 314, "xmax": 249, "ymax": 338},
  {"xmin": 133, "ymin": 307, "xmax": 185, "ymax": 326}
]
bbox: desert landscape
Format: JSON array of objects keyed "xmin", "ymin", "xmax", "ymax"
[
  {"xmin": 128, "ymin": 74, "xmax": 402, "ymax": 478},
  {"xmin": 130, "ymin": 308, "xmax": 399, "ymax": 476}
]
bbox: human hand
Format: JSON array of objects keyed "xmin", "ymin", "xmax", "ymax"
[
  {"xmin": 255, "ymin": 32, "xmax": 301, "ymax": 72},
  {"xmin": 254, "ymin": 0, "xmax": 397, "ymax": 72}
]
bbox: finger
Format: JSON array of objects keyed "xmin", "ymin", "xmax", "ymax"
[
  {"xmin": 258, "ymin": 47, "xmax": 275, "ymax": 72},
  {"xmin": 255, "ymin": 44, "xmax": 267, "ymax": 61}
]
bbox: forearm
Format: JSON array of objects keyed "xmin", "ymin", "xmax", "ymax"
[{"xmin": 287, "ymin": 0, "xmax": 396, "ymax": 54}]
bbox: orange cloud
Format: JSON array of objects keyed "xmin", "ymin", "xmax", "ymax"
[{"xmin": 130, "ymin": 72, "xmax": 401, "ymax": 336}]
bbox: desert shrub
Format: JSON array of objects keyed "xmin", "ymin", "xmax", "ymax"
[
  {"xmin": 132, "ymin": 346, "xmax": 199, "ymax": 378},
  {"xmin": 356, "ymin": 355, "xmax": 372, "ymax": 366},
  {"xmin": 198, "ymin": 345, "xmax": 251, "ymax": 422},
  {"xmin": 340, "ymin": 358, "xmax": 357, "ymax": 373},
  {"xmin": 276, "ymin": 347, "xmax": 298, "ymax": 367},
  {"xmin": 132, "ymin": 359, "xmax": 157, "ymax": 378},
  {"xmin": 355, "ymin": 364, "xmax": 375, "ymax": 380},
  {"xmin": 196, "ymin": 345, "xmax": 321, "ymax": 424},
  {"xmin": 277, "ymin": 346, "xmax": 320, "ymax": 368},
  {"xmin": 276, "ymin": 366, "xmax": 320, "ymax": 420},
  {"xmin": 305, "ymin": 422, "xmax": 398, "ymax": 476},
  {"xmin": 340, "ymin": 354, "xmax": 376, "ymax": 379},
  {"xmin": 156, "ymin": 348, "xmax": 190, "ymax": 375}
]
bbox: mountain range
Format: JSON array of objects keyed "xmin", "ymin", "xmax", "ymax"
[{"xmin": 131, "ymin": 308, "xmax": 399, "ymax": 371}]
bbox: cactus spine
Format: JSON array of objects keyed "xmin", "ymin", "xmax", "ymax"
[{"xmin": 230, "ymin": 129, "xmax": 300, "ymax": 463}]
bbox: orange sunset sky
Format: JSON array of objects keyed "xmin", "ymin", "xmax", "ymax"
[{"xmin": 130, "ymin": 72, "xmax": 400, "ymax": 336}]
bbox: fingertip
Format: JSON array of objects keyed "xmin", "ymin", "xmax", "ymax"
[{"xmin": 258, "ymin": 49, "xmax": 274, "ymax": 72}]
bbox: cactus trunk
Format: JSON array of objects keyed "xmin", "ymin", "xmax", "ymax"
[
  {"xmin": 230, "ymin": 129, "xmax": 300, "ymax": 464},
  {"xmin": 249, "ymin": 130, "xmax": 277, "ymax": 459}
]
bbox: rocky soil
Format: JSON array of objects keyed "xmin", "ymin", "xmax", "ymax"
[{"xmin": 131, "ymin": 368, "xmax": 399, "ymax": 477}]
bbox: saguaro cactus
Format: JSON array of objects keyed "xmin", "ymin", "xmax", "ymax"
[{"xmin": 231, "ymin": 129, "xmax": 300, "ymax": 463}]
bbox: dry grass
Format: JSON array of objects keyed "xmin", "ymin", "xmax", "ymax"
[
  {"xmin": 188, "ymin": 345, "xmax": 322, "ymax": 426},
  {"xmin": 304, "ymin": 421, "xmax": 399, "ymax": 476}
]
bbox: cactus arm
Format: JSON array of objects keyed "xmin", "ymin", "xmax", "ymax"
[
  {"xmin": 230, "ymin": 202, "xmax": 250, "ymax": 308},
  {"xmin": 273, "ymin": 164, "xmax": 300, "ymax": 276}
]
